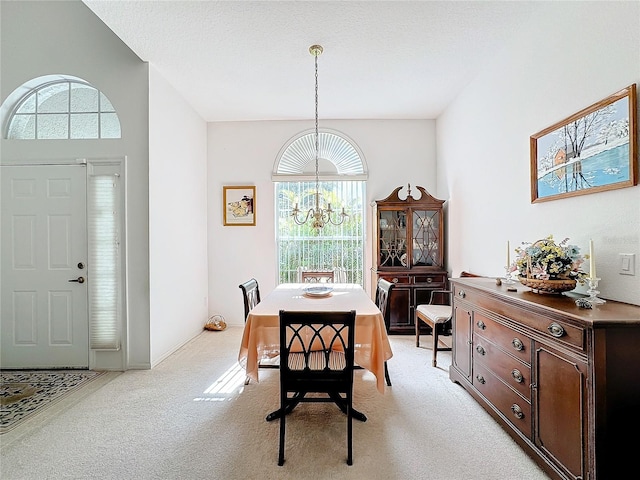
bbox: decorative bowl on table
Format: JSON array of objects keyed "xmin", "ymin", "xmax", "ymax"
[{"xmin": 303, "ymin": 286, "xmax": 333, "ymax": 298}]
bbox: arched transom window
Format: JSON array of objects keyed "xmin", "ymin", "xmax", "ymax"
[
  {"xmin": 3, "ymin": 76, "xmax": 121, "ymax": 140},
  {"xmin": 273, "ymin": 130, "xmax": 368, "ymax": 285}
]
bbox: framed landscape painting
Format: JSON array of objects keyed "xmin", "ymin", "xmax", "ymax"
[
  {"xmin": 530, "ymin": 84, "xmax": 637, "ymax": 203},
  {"xmin": 223, "ymin": 186, "xmax": 255, "ymax": 226}
]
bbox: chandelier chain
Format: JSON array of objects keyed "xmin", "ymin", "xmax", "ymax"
[
  {"xmin": 290, "ymin": 44, "xmax": 348, "ymax": 230},
  {"xmin": 315, "ymin": 51, "xmax": 320, "ymax": 210}
]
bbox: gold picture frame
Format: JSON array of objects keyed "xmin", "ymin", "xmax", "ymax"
[
  {"xmin": 223, "ymin": 186, "xmax": 256, "ymax": 226},
  {"xmin": 530, "ymin": 84, "xmax": 637, "ymax": 203}
]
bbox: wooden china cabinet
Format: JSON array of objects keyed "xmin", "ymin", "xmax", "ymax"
[{"xmin": 372, "ymin": 185, "xmax": 447, "ymax": 334}]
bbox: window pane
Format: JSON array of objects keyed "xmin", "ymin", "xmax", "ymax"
[
  {"xmin": 71, "ymin": 113, "xmax": 98, "ymax": 138},
  {"xmin": 71, "ymin": 84, "xmax": 98, "ymax": 112},
  {"xmin": 37, "ymin": 114, "xmax": 68, "ymax": 139},
  {"xmin": 100, "ymin": 92, "xmax": 115, "ymax": 112},
  {"xmin": 5, "ymin": 79, "xmax": 122, "ymax": 141},
  {"xmin": 16, "ymin": 95, "xmax": 36, "ymax": 114},
  {"xmin": 38, "ymin": 84, "xmax": 69, "ymax": 113},
  {"xmin": 276, "ymin": 180, "xmax": 365, "ymax": 285},
  {"xmin": 100, "ymin": 113, "xmax": 121, "ymax": 138},
  {"xmin": 7, "ymin": 114, "xmax": 36, "ymax": 139}
]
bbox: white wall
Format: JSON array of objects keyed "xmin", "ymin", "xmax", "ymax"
[
  {"xmin": 207, "ymin": 119, "xmax": 436, "ymax": 325},
  {"xmin": 437, "ymin": 1, "xmax": 640, "ymax": 304},
  {"xmin": 149, "ymin": 66, "xmax": 209, "ymax": 366},
  {"xmin": 1, "ymin": 0, "xmax": 151, "ymax": 369}
]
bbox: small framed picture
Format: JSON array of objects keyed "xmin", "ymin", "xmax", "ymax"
[{"xmin": 223, "ymin": 186, "xmax": 256, "ymax": 226}]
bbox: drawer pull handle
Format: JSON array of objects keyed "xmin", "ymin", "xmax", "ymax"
[
  {"xmin": 547, "ymin": 322, "xmax": 565, "ymax": 337},
  {"xmin": 511, "ymin": 404, "xmax": 524, "ymax": 419},
  {"xmin": 511, "ymin": 369, "xmax": 524, "ymax": 383},
  {"xmin": 512, "ymin": 338, "xmax": 524, "ymax": 351},
  {"xmin": 426, "ymin": 277, "xmax": 433, "ymax": 283},
  {"xmin": 475, "ymin": 345, "xmax": 486, "ymax": 356},
  {"xmin": 457, "ymin": 289, "xmax": 466, "ymax": 298},
  {"xmin": 392, "ymin": 278, "xmax": 399, "ymax": 283},
  {"xmin": 475, "ymin": 374, "xmax": 486, "ymax": 385},
  {"xmin": 476, "ymin": 320, "xmax": 486, "ymax": 330}
]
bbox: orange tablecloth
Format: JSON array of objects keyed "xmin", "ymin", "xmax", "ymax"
[{"xmin": 238, "ymin": 283, "xmax": 393, "ymax": 393}]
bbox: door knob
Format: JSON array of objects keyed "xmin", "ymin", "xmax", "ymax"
[{"xmin": 68, "ymin": 277, "xmax": 85, "ymax": 284}]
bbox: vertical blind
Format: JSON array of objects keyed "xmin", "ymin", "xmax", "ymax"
[
  {"xmin": 88, "ymin": 174, "xmax": 121, "ymax": 350},
  {"xmin": 276, "ymin": 180, "xmax": 365, "ymax": 285}
]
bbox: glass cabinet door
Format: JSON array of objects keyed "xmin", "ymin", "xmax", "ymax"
[
  {"xmin": 412, "ymin": 209, "xmax": 441, "ymax": 267},
  {"xmin": 379, "ymin": 210, "xmax": 407, "ymax": 267}
]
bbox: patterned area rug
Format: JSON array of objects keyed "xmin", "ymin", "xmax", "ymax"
[{"xmin": 0, "ymin": 370, "xmax": 105, "ymax": 434}]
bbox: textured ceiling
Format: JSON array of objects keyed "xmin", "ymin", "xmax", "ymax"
[{"xmin": 82, "ymin": 1, "xmax": 539, "ymax": 122}]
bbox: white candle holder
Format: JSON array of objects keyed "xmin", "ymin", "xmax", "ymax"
[
  {"xmin": 586, "ymin": 277, "xmax": 606, "ymax": 305},
  {"xmin": 503, "ymin": 266, "xmax": 516, "ymax": 285}
]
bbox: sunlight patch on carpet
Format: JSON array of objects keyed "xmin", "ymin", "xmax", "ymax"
[{"xmin": 194, "ymin": 363, "xmax": 246, "ymax": 402}]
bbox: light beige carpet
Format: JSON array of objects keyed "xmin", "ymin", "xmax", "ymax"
[{"xmin": 0, "ymin": 326, "xmax": 550, "ymax": 479}]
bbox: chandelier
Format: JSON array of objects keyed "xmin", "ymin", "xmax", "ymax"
[{"xmin": 291, "ymin": 45, "xmax": 348, "ymax": 230}]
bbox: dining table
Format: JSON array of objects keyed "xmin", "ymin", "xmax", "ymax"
[{"xmin": 237, "ymin": 283, "xmax": 393, "ymax": 421}]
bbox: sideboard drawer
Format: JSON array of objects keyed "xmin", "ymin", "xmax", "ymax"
[
  {"xmin": 456, "ymin": 284, "xmax": 585, "ymax": 352},
  {"xmin": 474, "ymin": 333, "xmax": 531, "ymax": 400},
  {"xmin": 474, "ymin": 312, "xmax": 531, "ymax": 365},
  {"xmin": 473, "ymin": 362, "xmax": 532, "ymax": 439}
]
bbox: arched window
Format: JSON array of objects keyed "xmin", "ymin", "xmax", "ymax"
[
  {"xmin": 2, "ymin": 75, "xmax": 121, "ymax": 139},
  {"xmin": 273, "ymin": 130, "xmax": 367, "ymax": 285}
]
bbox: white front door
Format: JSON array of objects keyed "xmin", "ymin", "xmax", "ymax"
[{"xmin": 1, "ymin": 164, "xmax": 89, "ymax": 368}]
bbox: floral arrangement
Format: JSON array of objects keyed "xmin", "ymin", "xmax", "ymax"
[{"xmin": 510, "ymin": 235, "xmax": 588, "ymax": 284}]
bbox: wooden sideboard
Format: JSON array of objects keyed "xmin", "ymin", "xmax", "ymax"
[{"xmin": 449, "ymin": 277, "xmax": 640, "ymax": 480}]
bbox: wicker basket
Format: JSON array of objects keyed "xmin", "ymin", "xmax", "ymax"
[
  {"xmin": 518, "ymin": 276, "xmax": 576, "ymax": 294},
  {"xmin": 204, "ymin": 315, "xmax": 227, "ymax": 331},
  {"xmin": 519, "ymin": 238, "xmax": 577, "ymax": 294}
]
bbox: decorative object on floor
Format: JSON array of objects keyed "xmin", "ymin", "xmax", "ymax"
[
  {"xmin": 223, "ymin": 185, "xmax": 256, "ymax": 226},
  {"xmin": 290, "ymin": 45, "xmax": 348, "ymax": 230},
  {"xmin": 530, "ymin": 83, "xmax": 637, "ymax": 203},
  {"xmin": 205, "ymin": 315, "xmax": 227, "ymax": 331},
  {"xmin": 512, "ymin": 235, "xmax": 588, "ymax": 294},
  {"xmin": 0, "ymin": 370, "xmax": 105, "ymax": 434}
]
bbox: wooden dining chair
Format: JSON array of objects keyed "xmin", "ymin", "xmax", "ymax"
[
  {"xmin": 333, "ymin": 266, "xmax": 347, "ymax": 283},
  {"xmin": 298, "ymin": 266, "xmax": 335, "ymax": 283},
  {"xmin": 239, "ymin": 278, "xmax": 276, "ymax": 384},
  {"xmin": 415, "ymin": 271, "xmax": 480, "ymax": 367},
  {"xmin": 374, "ymin": 278, "xmax": 395, "ymax": 386},
  {"xmin": 277, "ymin": 309, "xmax": 356, "ymax": 466},
  {"xmin": 415, "ymin": 290, "xmax": 453, "ymax": 367}
]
